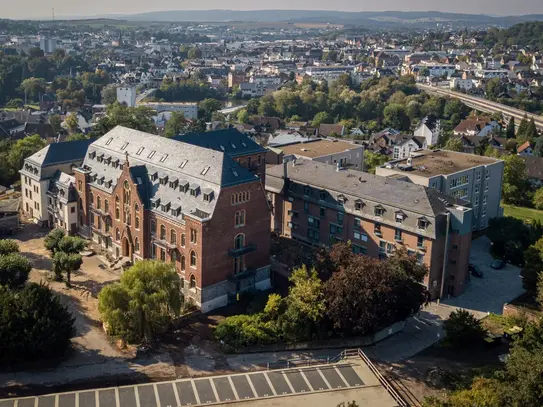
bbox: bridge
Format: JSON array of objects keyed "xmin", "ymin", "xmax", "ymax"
[{"xmin": 417, "ymin": 83, "xmax": 543, "ymax": 132}]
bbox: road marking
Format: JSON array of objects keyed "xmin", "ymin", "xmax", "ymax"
[
  {"xmin": 152, "ymin": 384, "xmax": 161, "ymax": 407},
  {"xmin": 134, "ymin": 386, "xmax": 141, "ymax": 407},
  {"xmin": 245, "ymin": 374, "xmax": 258, "ymax": 398},
  {"xmin": 299, "ymin": 370, "xmax": 314, "ymax": 391},
  {"xmin": 95, "ymin": 390, "xmax": 99, "ymax": 407},
  {"xmin": 114, "ymin": 388, "xmax": 120, "ymax": 407},
  {"xmin": 317, "ymin": 368, "xmax": 333, "ymax": 389},
  {"xmin": 209, "ymin": 378, "xmax": 221, "ymax": 402},
  {"xmin": 172, "ymin": 381, "xmax": 182, "ymax": 407},
  {"xmin": 262, "ymin": 372, "xmax": 277, "ymax": 396},
  {"xmin": 75, "ymin": 392, "xmax": 79, "ymax": 407},
  {"xmin": 55, "ymin": 394, "xmax": 59, "ymax": 407},
  {"xmin": 281, "ymin": 371, "xmax": 296, "ymax": 394},
  {"xmin": 335, "ymin": 366, "xmax": 350, "ymax": 387},
  {"xmin": 190, "ymin": 380, "xmax": 201, "ymax": 405},
  {"xmin": 227, "ymin": 376, "xmax": 240, "ymax": 400}
]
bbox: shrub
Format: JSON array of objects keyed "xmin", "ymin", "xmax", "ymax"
[
  {"xmin": 0, "ymin": 239, "xmax": 19, "ymax": 256},
  {"xmin": 0, "ymin": 283, "xmax": 76, "ymax": 364},
  {"xmin": 215, "ymin": 314, "xmax": 277, "ymax": 349},
  {"xmin": 444, "ymin": 310, "xmax": 486, "ymax": 348},
  {"xmin": 0, "ymin": 252, "xmax": 31, "ymax": 289}
]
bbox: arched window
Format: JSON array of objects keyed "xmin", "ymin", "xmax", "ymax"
[
  {"xmin": 170, "ymin": 229, "xmax": 177, "ymax": 244},
  {"xmin": 190, "ymin": 274, "xmax": 196, "ymax": 288},
  {"xmin": 181, "ymin": 233, "xmax": 186, "ymax": 247},
  {"xmin": 89, "ymin": 192, "xmax": 94, "ymax": 205},
  {"xmin": 115, "ymin": 228, "xmax": 120, "ymax": 241},
  {"xmin": 190, "ymin": 250, "xmax": 196, "ymax": 267},
  {"xmin": 235, "ymin": 211, "xmax": 241, "ymax": 226},
  {"xmin": 134, "ymin": 237, "xmax": 140, "ymax": 252},
  {"xmin": 181, "ymin": 255, "xmax": 186, "ymax": 271},
  {"xmin": 115, "ymin": 207, "xmax": 120, "ymax": 220},
  {"xmin": 96, "ymin": 196, "xmax": 101, "ymax": 210},
  {"xmin": 115, "ymin": 195, "xmax": 120, "ymax": 205},
  {"xmin": 134, "ymin": 203, "xmax": 139, "ymax": 212},
  {"xmin": 171, "ymin": 251, "xmax": 177, "ymax": 264},
  {"xmin": 160, "ymin": 225, "xmax": 166, "ymax": 240},
  {"xmin": 240, "ymin": 210, "xmax": 246, "ymax": 226},
  {"xmin": 123, "ymin": 180, "xmax": 131, "ymax": 205},
  {"xmin": 150, "ymin": 219, "xmax": 156, "ymax": 235},
  {"xmin": 104, "ymin": 199, "xmax": 109, "ymax": 213},
  {"xmin": 135, "ymin": 216, "xmax": 140, "ymax": 229},
  {"xmin": 235, "ymin": 233, "xmax": 245, "ymax": 249}
]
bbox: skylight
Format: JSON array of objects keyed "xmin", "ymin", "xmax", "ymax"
[
  {"xmin": 148, "ymin": 151, "xmax": 156, "ymax": 159},
  {"xmin": 121, "ymin": 142, "xmax": 129, "ymax": 150},
  {"xmin": 105, "ymin": 138, "xmax": 113, "ymax": 146},
  {"xmin": 179, "ymin": 160, "xmax": 188, "ymax": 168},
  {"xmin": 201, "ymin": 166, "xmax": 210, "ymax": 175},
  {"xmin": 136, "ymin": 147, "xmax": 144, "ymax": 155},
  {"xmin": 159, "ymin": 154, "xmax": 169, "ymax": 163}
]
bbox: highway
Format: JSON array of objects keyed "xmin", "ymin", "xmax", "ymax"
[{"xmin": 417, "ymin": 83, "xmax": 543, "ymax": 131}]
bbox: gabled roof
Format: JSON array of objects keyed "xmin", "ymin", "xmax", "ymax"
[
  {"xmin": 173, "ymin": 127, "xmax": 266, "ymax": 158},
  {"xmin": 517, "ymin": 141, "xmax": 532, "ymax": 153},
  {"xmin": 27, "ymin": 138, "xmax": 93, "ymax": 167}
]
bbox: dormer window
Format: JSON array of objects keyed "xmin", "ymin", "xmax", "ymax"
[
  {"xmin": 319, "ymin": 191, "xmax": 326, "ymax": 201},
  {"xmin": 374, "ymin": 205, "xmax": 385, "ymax": 217},
  {"xmin": 303, "ymin": 185, "xmax": 311, "ymax": 196},
  {"xmin": 161, "ymin": 202, "xmax": 171, "ymax": 212},
  {"xmin": 112, "ymin": 159, "xmax": 119, "ymax": 168},
  {"xmin": 395, "ymin": 211, "xmax": 406, "ymax": 223},
  {"xmin": 97, "ymin": 154, "xmax": 104, "ymax": 163},
  {"xmin": 337, "ymin": 195, "xmax": 346, "ymax": 206},
  {"xmin": 190, "ymin": 184, "xmax": 200, "ymax": 197},
  {"xmin": 355, "ymin": 199, "xmax": 364, "ymax": 211},
  {"xmin": 169, "ymin": 179, "xmax": 178, "ymax": 189},
  {"xmin": 418, "ymin": 218, "xmax": 430, "ymax": 230},
  {"xmin": 159, "ymin": 175, "xmax": 168, "ymax": 185},
  {"xmin": 203, "ymin": 191, "xmax": 214, "ymax": 202},
  {"xmin": 179, "ymin": 181, "xmax": 189, "ymax": 193},
  {"xmin": 150, "ymin": 172, "xmax": 158, "ymax": 181},
  {"xmin": 89, "ymin": 151, "xmax": 96, "ymax": 159},
  {"xmin": 171, "ymin": 207, "xmax": 181, "ymax": 217},
  {"xmin": 151, "ymin": 198, "xmax": 160, "ymax": 208}
]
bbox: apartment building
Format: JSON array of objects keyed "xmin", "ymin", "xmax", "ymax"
[
  {"xmin": 23, "ymin": 126, "xmax": 271, "ymax": 312},
  {"xmin": 20, "ymin": 139, "xmax": 93, "ymax": 228},
  {"xmin": 266, "ymin": 160, "xmax": 473, "ymax": 299},
  {"xmin": 139, "ymin": 102, "xmax": 198, "ymax": 120},
  {"xmin": 267, "ymin": 139, "xmax": 364, "ymax": 170},
  {"xmin": 376, "ymin": 150, "xmax": 504, "ymax": 231}
]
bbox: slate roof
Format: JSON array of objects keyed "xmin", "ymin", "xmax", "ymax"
[
  {"xmin": 173, "ymin": 128, "xmax": 266, "ymax": 158},
  {"xmin": 83, "ymin": 126, "xmax": 259, "ymax": 222},
  {"xmin": 26, "ymin": 138, "xmax": 94, "ymax": 167}
]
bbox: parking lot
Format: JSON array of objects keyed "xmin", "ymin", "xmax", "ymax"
[
  {"xmin": 442, "ymin": 236, "xmax": 524, "ymax": 314},
  {"xmin": 0, "ymin": 360, "xmax": 401, "ymax": 407}
]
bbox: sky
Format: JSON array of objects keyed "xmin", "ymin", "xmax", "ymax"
[{"xmin": 3, "ymin": 0, "xmax": 543, "ymax": 20}]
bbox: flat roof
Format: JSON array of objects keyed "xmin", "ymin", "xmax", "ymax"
[
  {"xmin": 383, "ymin": 149, "xmax": 501, "ymax": 177},
  {"xmin": 280, "ymin": 139, "xmax": 360, "ymax": 158}
]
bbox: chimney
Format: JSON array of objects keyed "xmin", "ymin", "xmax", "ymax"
[{"xmin": 282, "ymin": 158, "xmax": 288, "ymax": 179}]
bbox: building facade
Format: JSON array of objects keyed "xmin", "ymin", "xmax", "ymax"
[
  {"xmin": 266, "ymin": 160, "xmax": 473, "ymax": 299},
  {"xmin": 22, "ymin": 127, "xmax": 271, "ymax": 312},
  {"xmin": 376, "ymin": 150, "xmax": 504, "ymax": 231}
]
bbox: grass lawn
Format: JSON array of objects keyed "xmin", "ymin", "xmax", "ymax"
[{"xmin": 502, "ymin": 203, "xmax": 543, "ymax": 224}]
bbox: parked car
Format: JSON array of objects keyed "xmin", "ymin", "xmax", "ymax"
[
  {"xmin": 469, "ymin": 263, "xmax": 483, "ymax": 278},
  {"xmin": 490, "ymin": 259, "xmax": 506, "ymax": 270}
]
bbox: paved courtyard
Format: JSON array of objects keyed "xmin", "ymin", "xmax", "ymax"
[
  {"xmin": 0, "ymin": 357, "xmax": 401, "ymax": 407},
  {"xmin": 442, "ymin": 236, "xmax": 524, "ymax": 314}
]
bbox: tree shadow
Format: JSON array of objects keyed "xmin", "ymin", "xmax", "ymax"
[
  {"xmin": 70, "ymin": 278, "xmax": 118, "ymax": 299},
  {"xmin": 12, "ymin": 223, "xmax": 49, "ymax": 242},
  {"xmin": 21, "ymin": 251, "xmax": 53, "ymax": 271}
]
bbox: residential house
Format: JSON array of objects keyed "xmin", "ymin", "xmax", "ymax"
[{"xmin": 414, "ymin": 116, "xmax": 442, "ymax": 146}]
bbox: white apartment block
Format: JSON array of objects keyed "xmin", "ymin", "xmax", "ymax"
[{"xmin": 139, "ymin": 102, "xmax": 198, "ymax": 120}]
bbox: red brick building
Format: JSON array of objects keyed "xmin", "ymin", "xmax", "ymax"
[
  {"xmin": 75, "ymin": 126, "xmax": 271, "ymax": 312},
  {"xmin": 266, "ymin": 160, "xmax": 474, "ymax": 299}
]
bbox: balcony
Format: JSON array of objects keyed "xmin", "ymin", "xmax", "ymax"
[
  {"xmin": 228, "ymin": 243, "xmax": 257, "ymax": 258},
  {"xmin": 152, "ymin": 236, "xmax": 177, "ymax": 250}
]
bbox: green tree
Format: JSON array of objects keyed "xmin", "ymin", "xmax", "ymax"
[
  {"xmin": 65, "ymin": 112, "xmax": 80, "ymax": 134},
  {"xmin": 52, "ymin": 252, "xmax": 82, "ymax": 285},
  {"xmin": 485, "ymin": 77, "xmax": 505, "ymax": 99},
  {"xmin": 383, "ymin": 104, "xmax": 410, "ymax": 131},
  {"xmin": 0, "ymin": 239, "xmax": 19, "ymax": 256},
  {"xmin": 364, "ymin": 151, "xmax": 389, "ymax": 174},
  {"xmin": 502, "ymin": 154, "xmax": 530, "ymax": 205},
  {"xmin": 5, "ymin": 98, "xmax": 24, "ymax": 109},
  {"xmin": 278, "ymin": 265, "xmax": 325, "ymax": 341},
  {"xmin": 311, "ymin": 111, "xmax": 333, "ymax": 127},
  {"xmin": 522, "ymin": 238, "xmax": 543, "ymax": 292},
  {"xmin": 164, "ymin": 112, "xmax": 187, "ymax": 137},
  {"xmin": 49, "ymin": 114, "xmax": 62, "ymax": 134},
  {"xmin": 19, "ymin": 77, "xmax": 47, "ymax": 102},
  {"xmin": 534, "ymin": 188, "xmax": 543, "ymax": 210},
  {"xmin": 236, "ymin": 108, "xmax": 249, "ymax": 124},
  {"xmin": 0, "ymin": 283, "xmax": 75, "ymax": 364},
  {"xmin": 443, "ymin": 309, "xmax": 486, "ymax": 348},
  {"xmin": 65, "ymin": 133, "xmax": 88, "ymax": 142},
  {"xmin": 89, "ymin": 103, "xmax": 157, "ymax": 138},
  {"xmin": 44, "ymin": 228, "xmax": 66, "ymax": 254},
  {"xmin": 0, "ymin": 253, "xmax": 31, "ymax": 289},
  {"xmin": 506, "ymin": 117, "xmax": 516, "ymax": 139},
  {"xmin": 187, "ymin": 47, "xmax": 202, "ymax": 59},
  {"xmin": 444, "ymin": 137, "xmax": 464, "ymax": 152},
  {"xmin": 8, "ymin": 134, "xmax": 46, "ymax": 178},
  {"xmin": 198, "ymin": 98, "xmax": 222, "ymax": 121},
  {"xmin": 487, "ymin": 217, "xmax": 531, "ymax": 265},
  {"xmin": 98, "ymin": 260, "xmax": 181, "ymax": 343},
  {"xmin": 516, "ymin": 114, "xmax": 530, "ymax": 141},
  {"xmin": 100, "ymin": 85, "xmax": 118, "ymax": 105},
  {"xmin": 246, "ymin": 98, "xmax": 260, "ymax": 114},
  {"xmin": 534, "ymin": 136, "xmax": 543, "ymax": 157},
  {"xmin": 257, "ymin": 95, "xmax": 277, "ymax": 117}
]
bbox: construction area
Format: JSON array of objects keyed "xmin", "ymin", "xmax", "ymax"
[{"xmin": 0, "ymin": 350, "xmax": 405, "ymax": 407}]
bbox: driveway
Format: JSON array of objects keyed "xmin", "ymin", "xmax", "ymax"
[{"xmin": 442, "ymin": 236, "xmax": 524, "ymax": 314}]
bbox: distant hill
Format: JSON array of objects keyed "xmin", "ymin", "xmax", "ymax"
[{"xmin": 102, "ymin": 9, "xmax": 543, "ymax": 26}]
